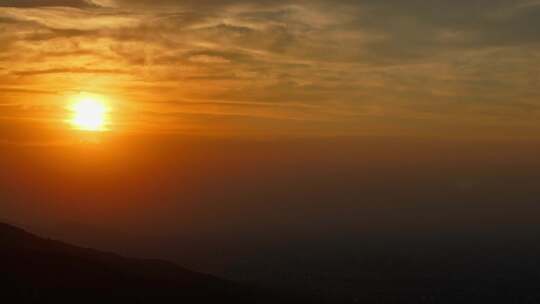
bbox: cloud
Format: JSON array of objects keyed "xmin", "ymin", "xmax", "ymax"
[
  {"xmin": 0, "ymin": 0, "xmax": 100, "ymax": 8},
  {"xmin": 0, "ymin": 87, "xmax": 57, "ymax": 95},
  {"xmin": 12, "ymin": 67, "xmax": 129, "ymax": 76},
  {"xmin": 368, "ymin": 1, "xmax": 540, "ymax": 46},
  {"xmin": 1, "ymin": 0, "xmax": 539, "ymax": 137}
]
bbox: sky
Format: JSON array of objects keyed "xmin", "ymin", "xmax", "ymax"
[
  {"xmin": 1, "ymin": 0, "xmax": 540, "ymax": 287},
  {"xmin": 1, "ymin": 0, "xmax": 540, "ymax": 142}
]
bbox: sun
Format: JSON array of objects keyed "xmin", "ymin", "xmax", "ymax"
[{"xmin": 70, "ymin": 93, "xmax": 109, "ymax": 131}]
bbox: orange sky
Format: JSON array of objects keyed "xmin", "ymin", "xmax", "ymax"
[{"xmin": 2, "ymin": 2, "xmax": 540, "ymax": 279}]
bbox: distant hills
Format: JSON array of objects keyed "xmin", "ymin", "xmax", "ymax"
[
  {"xmin": 4, "ymin": 221, "xmax": 540, "ymax": 303},
  {"xmin": 0, "ymin": 222, "xmax": 309, "ymax": 303}
]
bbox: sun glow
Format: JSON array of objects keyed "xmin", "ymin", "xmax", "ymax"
[{"xmin": 70, "ymin": 94, "xmax": 109, "ymax": 131}]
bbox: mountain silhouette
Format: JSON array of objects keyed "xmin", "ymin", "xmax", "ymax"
[{"xmin": 0, "ymin": 222, "xmax": 309, "ymax": 303}]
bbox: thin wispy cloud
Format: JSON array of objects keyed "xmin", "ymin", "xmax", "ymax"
[{"xmin": 1, "ymin": 0, "xmax": 539, "ymax": 140}]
